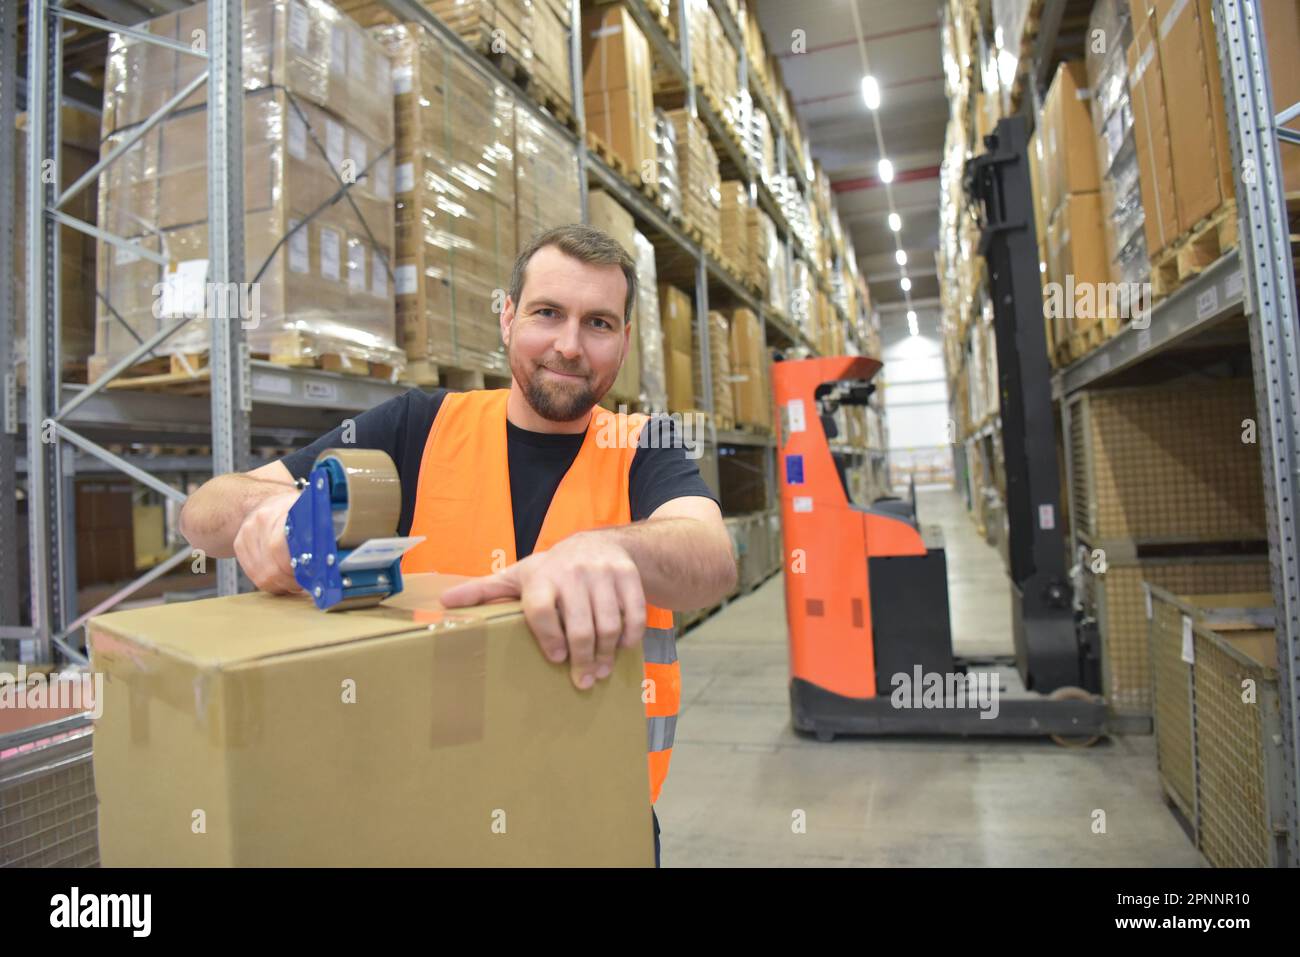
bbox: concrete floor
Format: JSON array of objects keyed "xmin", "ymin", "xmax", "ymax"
[{"xmin": 658, "ymin": 488, "xmax": 1202, "ymax": 867}]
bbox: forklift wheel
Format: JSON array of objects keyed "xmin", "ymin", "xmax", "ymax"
[{"xmin": 1047, "ymin": 686, "xmax": 1103, "ymax": 749}]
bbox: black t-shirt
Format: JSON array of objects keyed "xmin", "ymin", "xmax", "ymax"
[{"xmin": 281, "ymin": 388, "xmax": 718, "ymax": 558}]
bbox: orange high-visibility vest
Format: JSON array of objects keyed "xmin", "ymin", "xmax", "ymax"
[{"xmin": 402, "ymin": 388, "xmax": 680, "ymax": 804}]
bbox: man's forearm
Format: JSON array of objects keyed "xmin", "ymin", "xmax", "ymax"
[
  {"xmin": 588, "ymin": 518, "xmax": 737, "ymax": 611},
  {"xmin": 179, "ymin": 473, "xmax": 298, "ymax": 558}
]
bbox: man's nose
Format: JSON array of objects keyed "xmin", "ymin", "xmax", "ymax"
[{"xmin": 553, "ymin": 316, "xmax": 583, "ymax": 357}]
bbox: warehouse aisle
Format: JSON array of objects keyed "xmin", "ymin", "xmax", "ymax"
[{"xmin": 659, "ymin": 488, "xmax": 1202, "ymax": 867}]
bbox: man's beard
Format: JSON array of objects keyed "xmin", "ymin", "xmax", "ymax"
[{"xmin": 510, "ymin": 344, "xmax": 617, "ymax": 422}]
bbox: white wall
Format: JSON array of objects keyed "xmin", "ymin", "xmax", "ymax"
[{"xmin": 878, "ymin": 306, "xmax": 952, "ymax": 484}]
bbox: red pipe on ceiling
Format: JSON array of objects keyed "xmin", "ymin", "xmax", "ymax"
[{"xmin": 832, "ymin": 165, "xmax": 942, "ymax": 192}]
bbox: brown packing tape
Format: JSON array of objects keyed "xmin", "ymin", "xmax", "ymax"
[{"xmin": 313, "ymin": 448, "xmax": 402, "ymax": 547}]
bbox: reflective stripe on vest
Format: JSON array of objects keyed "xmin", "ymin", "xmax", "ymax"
[{"xmin": 402, "ymin": 389, "xmax": 679, "ymax": 805}]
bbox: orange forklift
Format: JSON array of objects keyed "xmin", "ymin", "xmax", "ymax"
[{"xmin": 773, "ymin": 116, "xmax": 1106, "ymax": 744}]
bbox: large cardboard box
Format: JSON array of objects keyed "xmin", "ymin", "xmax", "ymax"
[
  {"xmin": 1154, "ymin": 0, "xmax": 1235, "ymax": 231},
  {"xmin": 729, "ymin": 307, "xmax": 769, "ymax": 428},
  {"xmin": 1042, "ymin": 61, "xmax": 1100, "ymax": 218},
  {"xmin": 90, "ymin": 574, "xmax": 656, "ymax": 867},
  {"xmin": 582, "ymin": 4, "xmax": 656, "ymax": 187},
  {"xmin": 1127, "ymin": 14, "xmax": 1179, "ymax": 254}
]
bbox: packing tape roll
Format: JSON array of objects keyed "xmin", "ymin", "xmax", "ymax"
[{"xmin": 314, "ymin": 448, "xmax": 401, "ymax": 548}]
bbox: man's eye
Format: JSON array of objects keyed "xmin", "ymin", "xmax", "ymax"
[
  {"xmin": 537, "ymin": 308, "xmax": 559, "ymax": 319},
  {"xmin": 589, "ymin": 317, "xmax": 612, "ymax": 330}
]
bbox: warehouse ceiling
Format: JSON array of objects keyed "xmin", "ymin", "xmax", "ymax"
[{"xmin": 753, "ymin": 0, "xmax": 947, "ymax": 313}]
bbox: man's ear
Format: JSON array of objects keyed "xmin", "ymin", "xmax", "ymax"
[{"xmin": 500, "ymin": 295, "xmax": 515, "ymax": 346}]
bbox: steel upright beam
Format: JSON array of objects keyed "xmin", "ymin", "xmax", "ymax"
[
  {"xmin": 207, "ymin": 0, "xmax": 248, "ymax": 597},
  {"xmin": 1214, "ymin": 0, "xmax": 1300, "ymax": 868},
  {"xmin": 0, "ymin": 0, "xmax": 21, "ymax": 637}
]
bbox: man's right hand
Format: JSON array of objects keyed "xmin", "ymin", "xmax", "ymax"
[{"xmin": 232, "ymin": 490, "xmax": 302, "ymax": 594}]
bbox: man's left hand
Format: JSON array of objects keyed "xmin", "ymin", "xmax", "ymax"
[{"xmin": 439, "ymin": 531, "xmax": 647, "ymax": 691}]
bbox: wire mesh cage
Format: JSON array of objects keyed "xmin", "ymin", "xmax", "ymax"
[{"xmin": 1, "ymin": 715, "xmax": 99, "ymax": 868}]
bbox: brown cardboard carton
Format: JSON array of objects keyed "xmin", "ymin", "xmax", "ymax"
[
  {"xmin": 582, "ymin": 4, "xmax": 656, "ymax": 187},
  {"xmin": 729, "ymin": 307, "xmax": 769, "ymax": 428},
  {"xmin": 1057, "ymin": 191, "xmax": 1116, "ymax": 328},
  {"xmin": 1127, "ymin": 16, "xmax": 1179, "ymax": 254},
  {"xmin": 658, "ymin": 283, "xmax": 694, "ymax": 350},
  {"xmin": 1042, "ymin": 61, "xmax": 1100, "ymax": 217},
  {"xmin": 666, "ymin": 346, "xmax": 695, "ymax": 412},
  {"xmin": 1154, "ymin": 0, "xmax": 1235, "ymax": 232},
  {"xmin": 90, "ymin": 573, "xmax": 656, "ymax": 867}
]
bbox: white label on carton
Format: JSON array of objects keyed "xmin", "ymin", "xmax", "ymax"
[
  {"xmin": 1038, "ymin": 504, "xmax": 1055, "ymax": 530},
  {"xmin": 393, "ymin": 66, "xmax": 413, "ymax": 95},
  {"xmin": 349, "ymin": 134, "xmax": 367, "ymax": 177},
  {"xmin": 1181, "ymin": 615, "xmax": 1195, "ymax": 664},
  {"xmin": 289, "ymin": 1, "xmax": 310, "ymax": 52},
  {"xmin": 372, "ymin": 251, "xmax": 388, "ymax": 298},
  {"xmin": 288, "ymin": 109, "xmax": 307, "ymax": 160},
  {"xmin": 331, "ymin": 24, "xmax": 347, "ymax": 74},
  {"xmin": 320, "ymin": 227, "xmax": 341, "ymax": 281},
  {"xmin": 590, "ymin": 24, "xmax": 623, "ymax": 38},
  {"xmin": 396, "ymin": 162, "xmax": 414, "ymax": 194},
  {"xmin": 288, "ymin": 220, "xmax": 309, "ymax": 274},
  {"xmin": 787, "ymin": 398, "xmax": 806, "ymax": 433},
  {"xmin": 792, "ymin": 496, "xmax": 813, "ymax": 513},
  {"xmin": 1196, "ymin": 285, "xmax": 1219, "ymax": 320},
  {"xmin": 395, "ymin": 263, "xmax": 418, "ymax": 296},
  {"xmin": 160, "ymin": 259, "xmax": 208, "ymax": 318},
  {"xmin": 326, "ymin": 119, "xmax": 345, "ymax": 171},
  {"xmin": 374, "ymin": 158, "xmax": 390, "ymax": 199},
  {"xmin": 348, "ymin": 244, "xmax": 366, "ymax": 292}
]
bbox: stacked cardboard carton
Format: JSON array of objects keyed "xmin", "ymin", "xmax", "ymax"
[
  {"xmin": 586, "ymin": 190, "xmax": 640, "ymax": 405},
  {"xmin": 695, "ymin": 311, "xmax": 732, "ymax": 427},
  {"xmin": 718, "ymin": 180, "xmax": 751, "ymax": 283},
  {"xmin": 729, "ymin": 307, "xmax": 769, "ymax": 429},
  {"xmin": 94, "ymin": 0, "xmax": 400, "ymax": 374},
  {"xmin": 515, "ymin": 108, "xmax": 583, "ymax": 250},
  {"xmin": 666, "ymin": 109, "xmax": 721, "ymax": 246},
  {"xmin": 379, "ymin": 23, "xmax": 515, "ymax": 379},
  {"xmin": 583, "ymin": 3, "xmax": 656, "ymax": 189},
  {"xmin": 1039, "ymin": 61, "xmax": 1115, "ymax": 362},
  {"xmin": 76, "ymin": 480, "xmax": 135, "ymax": 586},
  {"xmin": 659, "ymin": 283, "xmax": 695, "ymax": 413},
  {"xmin": 746, "ymin": 206, "xmax": 775, "ymax": 301}
]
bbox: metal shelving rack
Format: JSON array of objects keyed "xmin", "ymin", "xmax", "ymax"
[
  {"xmin": 3, "ymin": 0, "xmax": 878, "ymax": 662},
  {"xmin": 1048, "ymin": 0, "xmax": 1300, "ymax": 866}
]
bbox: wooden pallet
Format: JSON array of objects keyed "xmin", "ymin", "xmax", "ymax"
[
  {"xmin": 1152, "ymin": 201, "xmax": 1238, "ymax": 299},
  {"xmin": 401, "ymin": 358, "xmax": 511, "ymax": 391},
  {"xmin": 527, "ymin": 74, "xmax": 578, "ymax": 133},
  {"xmin": 91, "ymin": 345, "xmax": 398, "ymax": 394}
]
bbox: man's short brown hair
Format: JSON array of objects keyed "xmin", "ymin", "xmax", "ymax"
[{"xmin": 509, "ymin": 224, "xmax": 637, "ymax": 326}]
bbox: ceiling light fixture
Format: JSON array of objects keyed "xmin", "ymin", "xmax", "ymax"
[
  {"xmin": 877, "ymin": 158, "xmax": 894, "ymax": 184},
  {"xmin": 900, "ymin": 276, "xmax": 911, "ymax": 292},
  {"xmin": 861, "ymin": 75, "xmax": 881, "ymax": 110},
  {"xmin": 888, "ymin": 212, "xmax": 901, "ymax": 232},
  {"xmin": 895, "ymin": 250, "xmax": 908, "ymax": 266}
]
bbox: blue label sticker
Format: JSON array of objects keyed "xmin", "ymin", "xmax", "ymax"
[{"xmin": 785, "ymin": 454, "xmax": 804, "ymax": 485}]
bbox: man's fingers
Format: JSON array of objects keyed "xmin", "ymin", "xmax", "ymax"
[
  {"xmin": 558, "ymin": 580, "xmax": 597, "ymax": 690},
  {"xmin": 521, "ymin": 579, "xmax": 567, "ymax": 664},
  {"xmin": 614, "ymin": 563, "xmax": 647, "ymax": 650},
  {"xmin": 440, "ymin": 572, "xmax": 519, "ymax": 608},
  {"xmin": 590, "ymin": 574, "xmax": 623, "ymax": 679}
]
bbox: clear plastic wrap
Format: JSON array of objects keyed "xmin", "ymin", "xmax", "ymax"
[
  {"xmin": 632, "ymin": 231, "xmax": 667, "ymax": 413},
  {"xmin": 694, "ymin": 310, "xmax": 733, "ymax": 424},
  {"xmin": 653, "ymin": 109, "xmax": 682, "ymax": 222},
  {"xmin": 95, "ymin": 0, "xmax": 399, "ymax": 371},
  {"xmin": 515, "ymin": 108, "xmax": 582, "ymax": 250},
  {"xmin": 377, "ymin": 23, "xmax": 516, "ymax": 377}
]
